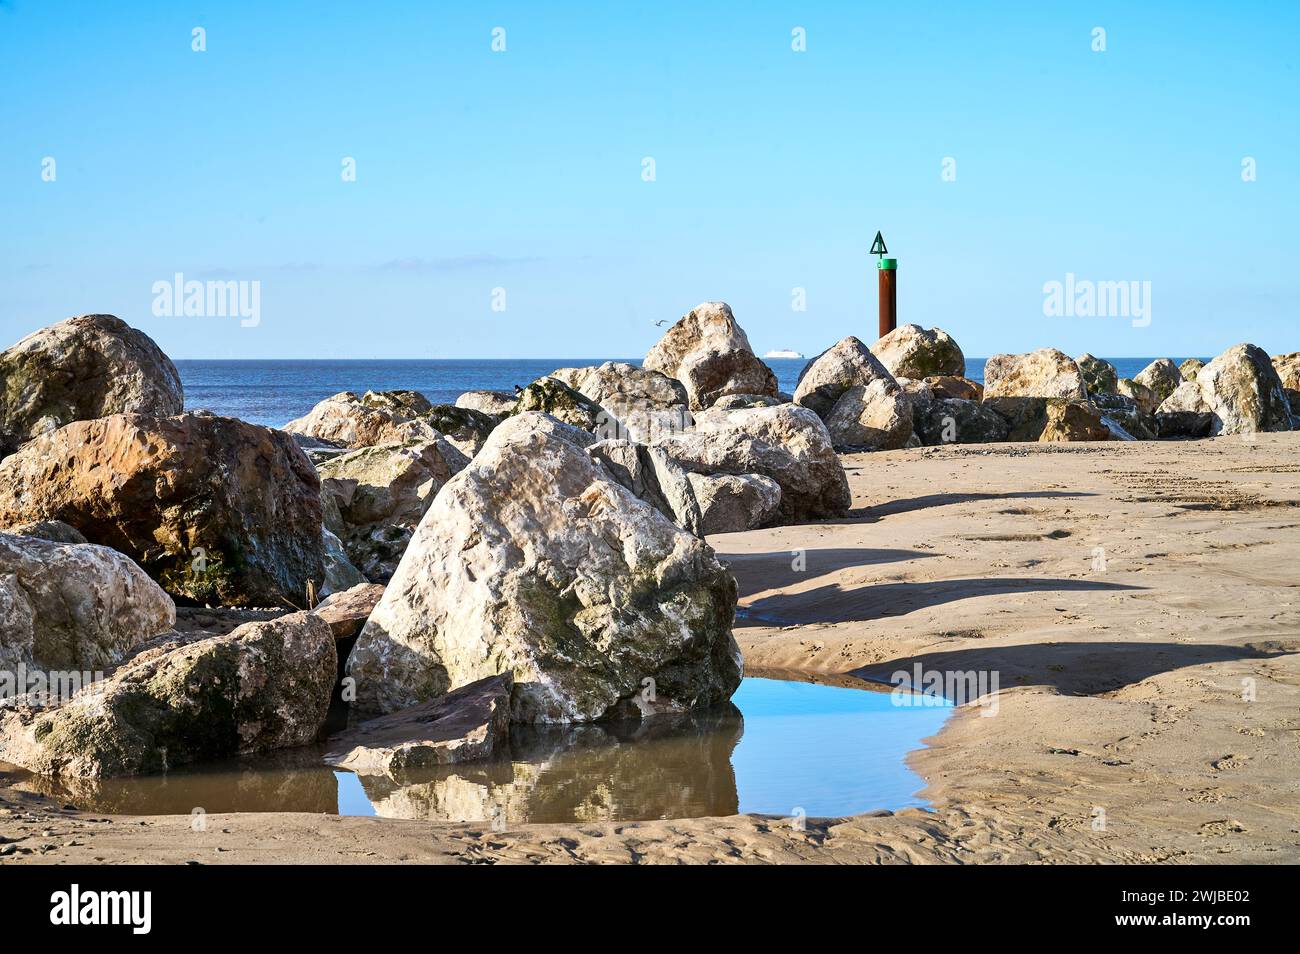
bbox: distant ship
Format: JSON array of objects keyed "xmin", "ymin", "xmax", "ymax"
[{"xmin": 763, "ymin": 348, "xmax": 804, "ymax": 359}]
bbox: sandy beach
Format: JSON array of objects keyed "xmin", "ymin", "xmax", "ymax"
[{"xmin": 5, "ymin": 433, "xmax": 1296, "ymax": 865}]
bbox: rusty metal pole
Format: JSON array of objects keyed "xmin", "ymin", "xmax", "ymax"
[{"xmin": 878, "ymin": 257, "xmax": 897, "ymax": 339}]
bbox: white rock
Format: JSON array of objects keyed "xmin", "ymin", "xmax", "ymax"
[
  {"xmin": 687, "ymin": 473, "xmax": 782, "ymax": 534},
  {"xmin": 643, "ymin": 302, "xmax": 778, "ymax": 410},
  {"xmin": 983, "ymin": 349, "xmax": 1088, "ymax": 400},
  {"xmin": 0, "ymin": 533, "xmax": 175, "ymax": 674},
  {"xmin": 794, "ymin": 335, "xmax": 896, "ymax": 420},
  {"xmin": 347, "ymin": 412, "xmax": 742, "ymax": 722},
  {"xmin": 655, "ymin": 404, "xmax": 850, "ymax": 522}
]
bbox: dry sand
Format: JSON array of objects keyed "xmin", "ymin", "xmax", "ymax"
[{"xmin": 3, "ymin": 435, "xmax": 1299, "ymax": 864}]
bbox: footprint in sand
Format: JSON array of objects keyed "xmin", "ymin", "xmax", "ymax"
[
  {"xmin": 1211, "ymin": 754, "xmax": 1250, "ymax": 771},
  {"xmin": 1198, "ymin": 819, "xmax": 1247, "ymax": 836}
]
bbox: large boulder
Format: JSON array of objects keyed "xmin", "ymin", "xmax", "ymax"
[
  {"xmin": 1116, "ymin": 377, "xmax": 1160, "ymax": 416},
  {"xmin": 1134, "ymin": 359, "xmax": 1182, "ymax": 405},
  {"xmin": 284, "ymin": 390, "xmax": 439, "ymax": 448},
  {"xmin": 0, "ymin": 412, "xmax": 326, "ymax": 606},
  {"xmin": 1075, "ymin": 354, "xmax": 1118, "ymax": 396},
  {"xmin": 913, "ymin": 398, "xmax": 1010, "ymax": 445},
  {"xmin": 982, "ymin": 397, "xmax": 1050, "ymax": 441},
  {"xmin": 551, "ymin": 362, "xmax": 691, "ymax": 443},
  {"xmin": 0, "ymin": 612, "xmax": 335, "ymax": 778},
  {"xmin": 922, "ymin": 375, "xmax": 983, "ymax": 401},
  {"xmin": 423, "ymin": 404, "xmax": 498, "ymax": 458},
  {"xmin": 0, "ymin": 533, "xmax": 175, "ymax": 674},
  {"xmin": 687, "ymin": 473, "xmax": 782, "ymax": 534},
  {"xmin": 1092, "ymin": 393, "xmax": 1156, "ymax": 440},
  {"xmin": 655, "ymin": 404, "xmax": 850, "ymax": 522},
  {"xmin": 1039, "ymin": 401, "xmax": 1114, "ymax": 442},
  {"xmin": 822, "ymin": 380, "xmax": 913, "ymax": 451},
  {"xmin": 454, "ymin": 390, "xmax": 516, "ymax": 420},
  {"xmin": 324, "ymin": 674, "xmax": 513, "ymax": 775},
  {"xmin": 983, "ymin": 349, "xmax": 1088, "ymax": 400},
  {"xmin": 1155, "ymin": 381, "xmax": 1214, "ymax": 438},
  {"xmin": 1179, "ymin": 358, "xmax": 1205, "ymax": 381},
  {"xmin": 793, "ymin": 335, "xmax": 895, "ymax": 419},
  {"xmin": 869, "ymin": 324, "xmax": 965, "ymax": 379},
  {"xmin": 587, "ymin": 439, "xmax": 703, "ymax": 536},
  {"xmin": 347, "ymin": 412, "xmax": 742, "ymax": 722},
  {"xmin": 510, "ymin": 376, "xmax": 616, "ymax": 435},
  {"xmin": 0, "ymin": 315, "xmax": 183, "ymax": 457},
  {"xmin": 643, "ymin": 302, "xmax": 778, "ymax": 410},
  {"xmin": 1192, "ymin": 343, "xmax": 1295, "ymax": 435},
  {"xmin": 1271, "ymin": 353, "xmax": 1300, "ymax": 419},
  {"xmin": 319, "ymin": 438, "xmax": 469, "ymax": 583}
]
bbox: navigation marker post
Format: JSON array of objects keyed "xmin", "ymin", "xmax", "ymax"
[{"xmin": 872, "ymin": 231, "xmax": 897, "ymax": 339}]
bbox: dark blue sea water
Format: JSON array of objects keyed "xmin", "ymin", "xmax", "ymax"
[{"xmin": 176, "ymin": 357, "xmax": 1205, "ymax": 428}]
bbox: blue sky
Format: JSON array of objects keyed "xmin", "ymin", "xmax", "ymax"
[{"xmin": 2, "ymin": 1, "xmax": 1296, "ymax": 359}]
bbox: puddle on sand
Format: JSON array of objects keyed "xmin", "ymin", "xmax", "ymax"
[{"xmin": 2, "ymin": 674, "xmax": 952, "ymax": 825}]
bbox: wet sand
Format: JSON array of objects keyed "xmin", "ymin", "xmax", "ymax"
[{"xmin": 4, "ymin": 435, "xmax": 1299, "ymax": 864}]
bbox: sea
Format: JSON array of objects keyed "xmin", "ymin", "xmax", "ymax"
[{"xmin": 176, "ymin": 357, "xmax": 1204, "ymax": 429}]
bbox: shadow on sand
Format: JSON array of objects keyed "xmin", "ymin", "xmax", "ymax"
[
  {"xmin": 720, "ymin": 547, "xmax": 936, "ymax": 597},
  {"xmin": 738, "ymin": 576, "xmax": 1143, "ymax": 627},
  {"xmin": 830, "ymin": 490, "xmax": 1099, "ymax": 523},
  {"xmin": 850, "ymin": 640, "xmax": 1294, "ymax": 698}
]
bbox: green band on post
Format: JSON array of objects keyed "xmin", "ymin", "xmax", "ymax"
[{"xmin": 878, "ymin": 258, "xmax": 897, "ymax": 270}]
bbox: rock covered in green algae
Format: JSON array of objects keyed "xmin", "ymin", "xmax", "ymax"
[
  {"xmin": 0, "ymin": 611, "xmax": 336, "ymax": 778},
  {"xmin": 0, "ymin": 412, "xmax": 326, "ymax": 607},
  {"xmin": 347, "ymin": 412, "xmax": 741, "ymax": 723},
  {"xmin": 510, "ymin": 376, "xmax": 618, "ymax": 435},
  {"xmin": 0, "ymin": 315, "xmax": 182, "ymax": 457},
  {"xmin": 1074, "ymin": 353, "xmax": 1119, "ymax": 396},
  {"xmin": 869, "ymin": 324, "xmax": 966, "ymax": 380},
  {"xmin": 422, "ymin": 403, "xmax": 499, "ymax": 457},
  {"xmin": 550, "ymin": 361, "xmax": 692, "ymax": 443}
]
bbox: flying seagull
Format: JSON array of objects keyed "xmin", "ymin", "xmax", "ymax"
[{"xmin": 654, "ymin": 319, "xmax": 668, "ymax": 327}]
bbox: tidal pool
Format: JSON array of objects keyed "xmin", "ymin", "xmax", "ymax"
[{"xmin": 3, "ymin": 674, "xmax": 952, "ymax": 824}]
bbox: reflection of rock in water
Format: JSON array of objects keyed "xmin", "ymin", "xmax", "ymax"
[
  {"xmin": 9, "ymin": 747, "xmax": 339, "ymax": 815},
  {"xmin": 357, "ymin": 704, "xmax": 743, "ymax": 824}
]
